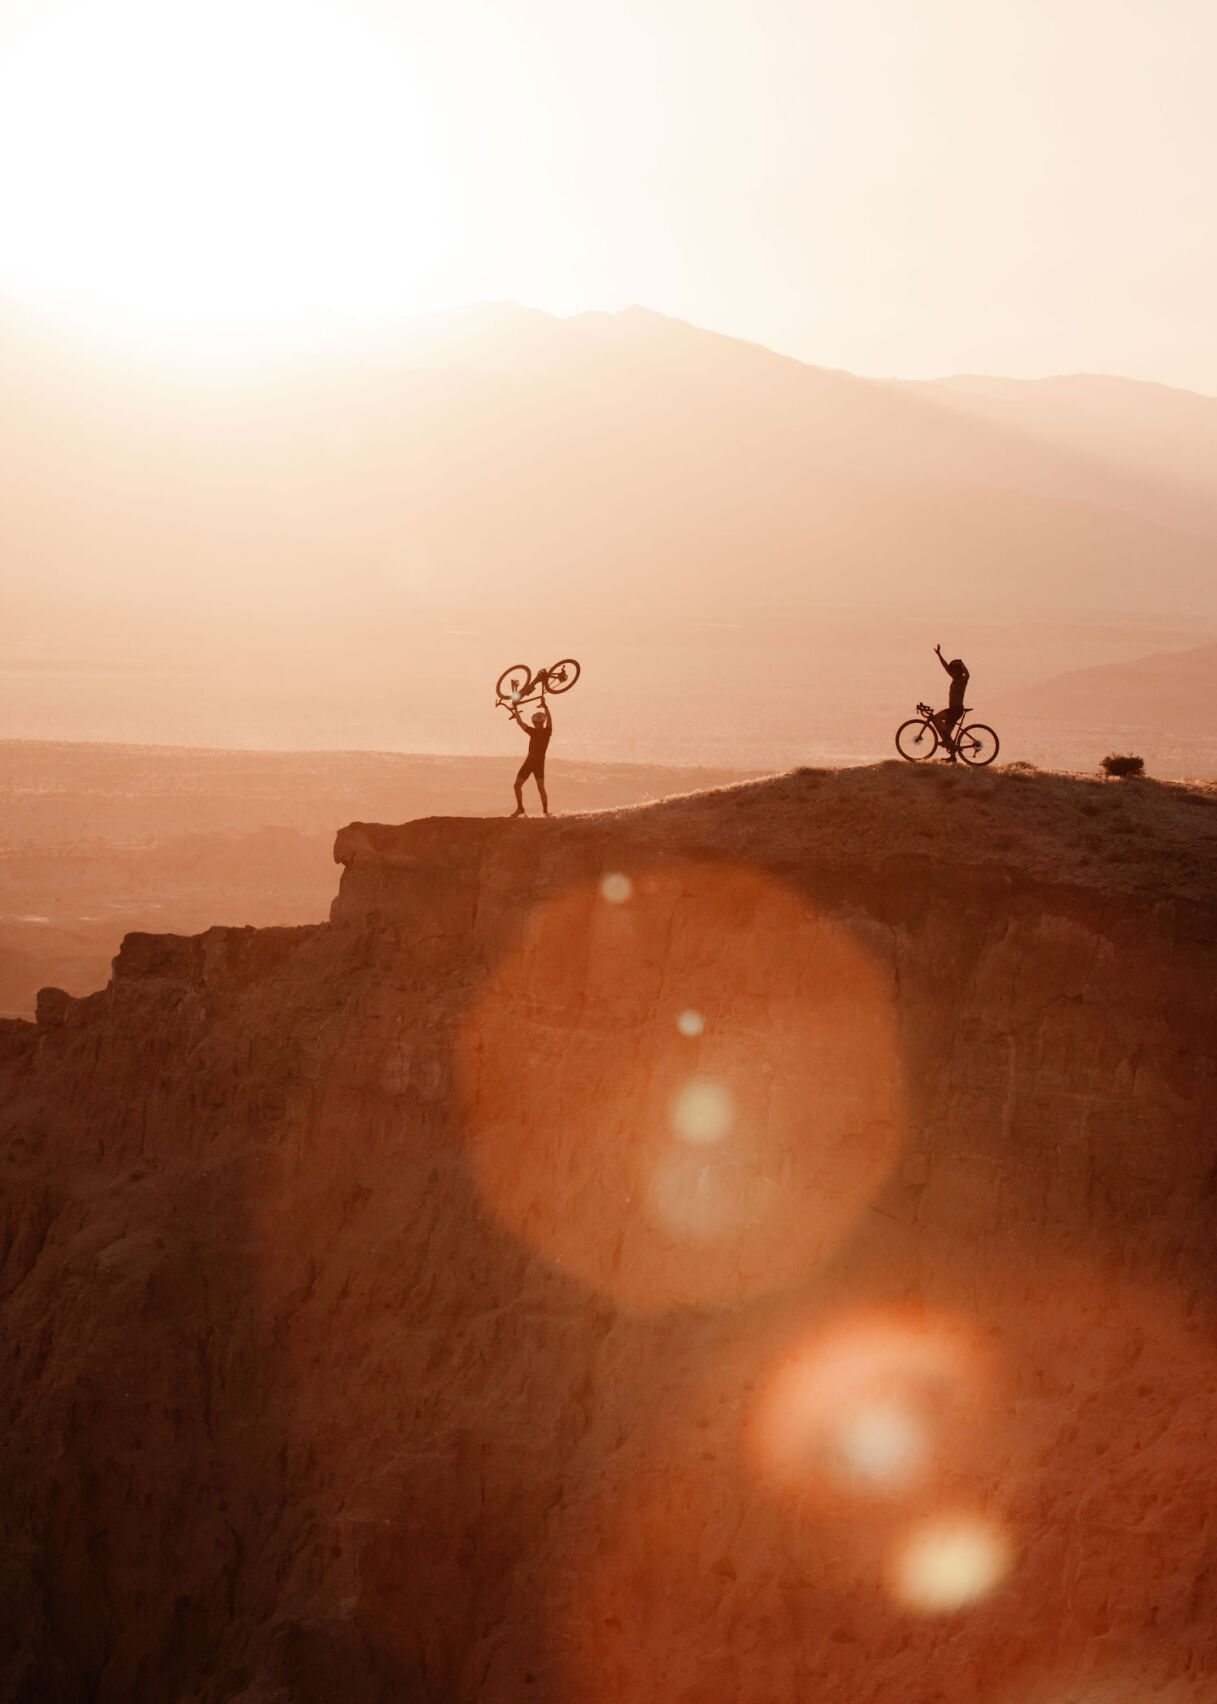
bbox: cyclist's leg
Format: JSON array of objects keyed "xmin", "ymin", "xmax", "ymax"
[
  {"xmin": 513, "ymin": 756, "xmax": 533, "ymax": 814},
  {"xmin": 535, "ymin": 760, "xmax": 549, "ymax": 815}
]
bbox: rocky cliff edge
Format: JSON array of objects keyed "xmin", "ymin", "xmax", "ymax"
[{"xmin": 2, "ymin": 762, "xmax": 1216, "ymax": 1704}]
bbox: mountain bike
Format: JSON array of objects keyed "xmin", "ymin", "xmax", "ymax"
[
  {"xmin": 495, "ymin": 658, "xmax": 581, "ymax": 708},
  {"xmin": 896, "ymin": 702, "xmax": 1000, "ymax": 766}
]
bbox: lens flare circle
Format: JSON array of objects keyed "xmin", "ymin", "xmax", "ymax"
[
  {"xmin": 838, "ymin": 1400, "xmax": 928, "ymax": 1487},
  {"xmin": 885, "ymin": 1508, "xmax": 1013, "ymax": 1614},
  {"xmin": 670, "ymin": 1077, "xmax": 735, "ymax": 1144},
  {"xmin": 748, "ymin": 1308, "xmax": 996, "ymax": 1501},
  {"xmin": 459, "ymin": 861, "xmax": 906, "ymax": 1310}
]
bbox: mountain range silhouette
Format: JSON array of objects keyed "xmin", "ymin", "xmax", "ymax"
[{"xmin": 2, "ymin": 299, "xmax": 1214, "ymax": 759}]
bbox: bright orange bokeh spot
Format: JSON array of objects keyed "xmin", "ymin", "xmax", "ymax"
[
  {"xmin": 747, "ymin": 1307, "xmax": 1000, "ymax": 1505},
  {"xmin": 458, "ymin": 861, "xmax": 906, "ymax": 1309}
]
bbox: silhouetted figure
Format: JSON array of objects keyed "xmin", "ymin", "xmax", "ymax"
[
  {"xmin": 931, "ymin": 644, "xmax": 969, "ymax": 761},
  {"xmin": 511, "ymin": 701, "xmax": 552, "ymax": 815}
]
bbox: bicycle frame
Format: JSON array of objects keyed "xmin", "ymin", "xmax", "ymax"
[
  {"xmin": 898, "ymin": 701, "xmax": 998, "ymax": 765},
  {"xmin": 498, "ymin": 673, "xmax": 547, "ymax": 710}
]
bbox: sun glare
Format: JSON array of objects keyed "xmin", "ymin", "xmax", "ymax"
[{"xmin": 0, "ymin": 0, "xmax": 461, "ymax": 353}]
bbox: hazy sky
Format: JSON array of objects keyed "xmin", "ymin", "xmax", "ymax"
[{"xmin": 0, "ymin": 0, "xmax": 1212, "ymax": 389}]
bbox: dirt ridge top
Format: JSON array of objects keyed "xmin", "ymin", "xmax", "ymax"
[{"xmin": 333, "ymin": 760, "xmax": 1217, "ymax": 913}]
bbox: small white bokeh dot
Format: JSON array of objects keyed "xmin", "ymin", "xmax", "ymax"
[
  {"xmin": 600, "ymin": 872, "xmax": 633, "ymax": 904},
  {"xmin": 670, "ymin": 1077, "xmax": 735, "ymax": 1145},
  {"xmin": 677, "ymin": 1009, "xmax": 705, "ymax": 1037}
]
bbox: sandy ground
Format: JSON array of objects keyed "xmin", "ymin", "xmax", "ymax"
[{"xmin": 571, "ymin": 756, "xmax": 1217, "ymax": 905}]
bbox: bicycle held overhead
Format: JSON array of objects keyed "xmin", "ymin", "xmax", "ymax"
[
  {"xmin": 495, "ymin": 658, "xmax": 581, "ymax": 816},
  {"xmin": 495, "ymin": 658, "xmax": 581, "ymax": 708}
]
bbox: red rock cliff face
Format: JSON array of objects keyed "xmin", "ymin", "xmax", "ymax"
[{"xmin": 1, "ymin": 763, "xmax": 1216, "ymax": 1704}]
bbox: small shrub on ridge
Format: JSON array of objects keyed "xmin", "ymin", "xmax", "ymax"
[{"xmin": 1100, "ymin": 753, "xmax": 1144, "ymax": 779}]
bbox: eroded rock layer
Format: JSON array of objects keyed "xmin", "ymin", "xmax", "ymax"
[{"xmin": 2, "ymin": 762, "xmax": 1216, "ymax": 1704}]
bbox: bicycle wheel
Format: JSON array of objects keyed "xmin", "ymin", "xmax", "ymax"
[
  {"xmin": 896, "ymin": 718, "xmax": 939, "ymax": 762},
  {"xmin": 496, "ymin": 663, "xmax": 533, "ymax": 704},
  {"xmin": 955, "ymin": 723, "xmax": 1000, "ymax": 767},
  {"xmin": 543, "ymin": 658, "xmax": 581, "ymax": 694}
]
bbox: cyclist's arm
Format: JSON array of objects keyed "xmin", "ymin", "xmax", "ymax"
[{"xmin": 935, "ymin": 649, "xmax": 952, "ymax": 677}]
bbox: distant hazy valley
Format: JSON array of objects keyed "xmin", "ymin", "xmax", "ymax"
[{"xmin": 2, "ymin": 301, "xmax": 1214, "ymax": 771}]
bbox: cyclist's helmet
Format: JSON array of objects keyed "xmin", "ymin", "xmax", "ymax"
[
  {"xmin": 949, "ymin": 658, "xmax": 965, "ymax": 672},
  {"xmin": 531, "ymin": 711, "xmax": 547, "ymax": 725}
]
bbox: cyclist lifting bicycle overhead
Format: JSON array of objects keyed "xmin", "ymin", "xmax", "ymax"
[
  {"xmin": 495, "ymin": 657, "xmax": 581, "ymax": 817},
  {"xmin": 511, "ymin": 699, "xmax": 552, "ymax": 816},
  {"xmin": 931, "ymin": 644, "xmax": 970, "ymax": 761}
]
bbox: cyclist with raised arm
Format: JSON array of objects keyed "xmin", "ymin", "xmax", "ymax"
[
  {"xmin": 510, "ymin": 700, "xmax": 552, "ymax": 816},
  {"xmin": 931, "ymin": 644, "xmax": 969, "ymax": 761}
]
